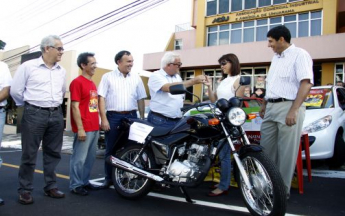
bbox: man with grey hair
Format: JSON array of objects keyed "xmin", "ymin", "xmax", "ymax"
[
  {"xmin": 148, "ymin": 52, "xmax": 205, "ymax": 127},
  {"xmin": 11, "ymin": 35, "xmax": 66, "ymax": 205}
]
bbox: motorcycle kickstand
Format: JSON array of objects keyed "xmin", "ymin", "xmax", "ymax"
[{"xmin": 179, "ymin": 186, "xmax": 195, "ymax": 204}]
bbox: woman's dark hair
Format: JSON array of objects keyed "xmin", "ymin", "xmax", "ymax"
[
  {"xmin": 267, "ymin": 25, "xmax": 291, "ymax": 43},
  {"xmin": 114, "ymin": 50, "xmax": 131, "ymax": 65},
  {"xmin": 77, "ymin": 52, "xmax": 95, "ymax": 70},
  {"xmin": 218, "ymin": 53, "xmax": 241, "ymax": 80}
]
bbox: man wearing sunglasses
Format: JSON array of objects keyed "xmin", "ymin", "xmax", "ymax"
[
  {"xmin": 147, "ymin": 52, "xmax": 206, "ymax": 128},
  {"xmin": 11, "ymin": 35, "xmax": 67, "ymax": 205}
]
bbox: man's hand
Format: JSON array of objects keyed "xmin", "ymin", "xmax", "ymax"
[
  {"xmin": 193, "ymin": 75, "xmax": 206, "ymax": 85},
  {"xmin": 259, "ymin": 104, "xmax": 266, "ymax": 119},
  {"xmin": 101, "ymin": 118, "xmax": 110, "ymax": 131},
  {"xmin": 286, "ymin": 108, "xmax": 298, "ymax": 126},
  {"xmin": 77, "ymin": 129, "xmax": 86, "ymax": 141}
]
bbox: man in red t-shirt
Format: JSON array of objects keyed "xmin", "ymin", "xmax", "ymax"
[{"xmin": 69, "ymin": 52, "xmax": 101, "ymax": 196}]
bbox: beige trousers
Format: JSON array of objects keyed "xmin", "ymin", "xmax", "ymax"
[{"xmin": 260, "ymin": 101, "xmax": 305, "ymax": 193}]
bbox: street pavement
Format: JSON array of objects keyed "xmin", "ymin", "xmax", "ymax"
[{"xmin": 0, "ymin": 132, "xmax": 345, "ymax": 216}]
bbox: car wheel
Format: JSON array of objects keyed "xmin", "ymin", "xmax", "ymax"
[{"xmin": 327, "ymin": 133, "xmax": 345, "ymax": 168}]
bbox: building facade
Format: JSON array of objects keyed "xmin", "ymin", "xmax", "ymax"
[{"xmin": 143, "ymin": 0, "xmax": 345, "ymax": 102}]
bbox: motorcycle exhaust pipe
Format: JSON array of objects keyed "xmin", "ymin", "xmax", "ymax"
[{"xmin": 106, "ymin": 156, "xmax": 164, "ymax": 182}]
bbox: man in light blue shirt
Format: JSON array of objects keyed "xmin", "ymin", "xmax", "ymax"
[{"xmin": 148, "ymin": 52, "xmax": 205, "ymax": 127}]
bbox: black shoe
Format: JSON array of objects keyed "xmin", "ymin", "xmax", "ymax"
[
  {"xmin": 99, "ymin": 179, "xmax": 113, "ymax": 189},
  {"xmin": 0, "ymin": 198, "xmax": 4, "ymax": 206},
  {"xmin": 19, "ymin": 192, "xmax": 34, "ymax": 205},
  {"xmin": 84, "ymin": 183, "xmax": 101, "ymax": 191},
  {"xmin": 71, "ymin": 186, "xmax": 88, "ymax": 196}
]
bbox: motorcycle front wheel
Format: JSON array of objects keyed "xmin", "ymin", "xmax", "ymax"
[
  {"xmin": 237, "ymin": 151, "xmax": 286, "ymax": 216},
  {"xmin": 112, "ymin": 144, "xmax": 156, "ymax": 199}
]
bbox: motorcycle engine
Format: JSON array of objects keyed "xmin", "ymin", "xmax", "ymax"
[{"xmin": 167, "ymin": 144, "xmax": 208, "ymax": 183}]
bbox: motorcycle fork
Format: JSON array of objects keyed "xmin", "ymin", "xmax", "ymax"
[{"xmin": 220, "ymin": 122, "xmax": 253, "ymax": 190}]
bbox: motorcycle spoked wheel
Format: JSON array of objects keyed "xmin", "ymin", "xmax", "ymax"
[
  {"xmin": 237, "ymin": 151, "xmax": 286, "ymax": 216},
  {"xmin": 112, "ymin": 144, "xmax": 156, "ymax": 199}
]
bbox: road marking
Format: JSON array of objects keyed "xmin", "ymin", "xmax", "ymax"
[
  {"xmin": 306, "ymin": 169, "xmax": 345, "ymax": 179},
  {"xmin": 2, "ymin": 163, "xmax": 70, "ymax": 179}
]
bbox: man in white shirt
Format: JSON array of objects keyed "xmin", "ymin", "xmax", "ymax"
[
  {"xmin": 259, "ymin": 25, "xmax": 313, "ymax": 198},
  {"xmin": 11, "ymin": 35, "xmax": 67, "ymax": 205},
  {"xmin": 0, "ymin": 61, "xmax": 12, "ymax": 206},
  {"xmin": 148, "ymin": 52, "xmax": 205, "ymax": 128},
  {"xmin": 98, "ymin": 50, "xmax": 147, "ymax": 188}
]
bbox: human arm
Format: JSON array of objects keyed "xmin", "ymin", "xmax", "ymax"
[
  {"xmin": 285, "ymin": 79, "xmax": 313, "ymax": 126},
  {"xmin": 259, "ymin": 99, "xmax": 267, "ymax": 119},
  {"xmin": 137, "ymin": 99, "xmax": 145, "ymax": 119},
  {"xmin": 0, "ymin": 87, "xmax": 10, "ymax": 103},
  {"xmin": 71, "ymin": 101, "xmax": 86, "ymax": 141},
  {"xmin": 10, "ymin": 64, "xmax": 26, "ymax": 106},
  {"xmin": 160, "ymin": 75, "xmax": 206, "ymax": 92},
  {"xmin": 98, "ymin": 96, "xmax": 110, "ymax": 131},
  {"xmin": 233, "ymin": 77, "xmax": 245, "ymax": 98}
]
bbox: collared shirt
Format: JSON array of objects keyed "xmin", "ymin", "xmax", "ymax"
[
  {"xmin": 97, "ymin": 68, "xmax": 147, "ymax": 111},
  {"xmin": 265, "ymin": 44, "xmax": 314, "ymax": 100},
  {"xmin": 148, "ymin": 68, "xmax": 184, "ymax": 118},
  {"xmin": 10, "ymin": 57, "xmax": 66, "ymax": 107},
  {"xmin": 0, "ymin": 61, "xmax": 12, "ymax": 106}
]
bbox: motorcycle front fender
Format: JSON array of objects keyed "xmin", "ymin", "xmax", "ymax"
[{"xmin": 238, "ymin": 144, "xmax": 263, "ymax": 157}]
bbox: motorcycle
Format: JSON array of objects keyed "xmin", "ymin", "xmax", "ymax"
[{"xmin": 106, "ymin": 77, "xmax": 287, "ymax": 216}]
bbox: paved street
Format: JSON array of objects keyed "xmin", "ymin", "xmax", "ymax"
[{"xmin": 0, "ymin": 133, "xmax": 345, "ymax": 216}]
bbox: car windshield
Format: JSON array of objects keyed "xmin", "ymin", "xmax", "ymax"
[{"xmin": 304, "ymin": 88, "xmax": 334, "ymax": 109}]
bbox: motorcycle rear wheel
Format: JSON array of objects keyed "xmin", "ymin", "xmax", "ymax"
[
  {"xmin": 237, "ymin": 151, "xmax": 286, "ymax": 216},
  {"xmin": 113, "ymin": 144, "xmax": 156, "ymax": 199}
]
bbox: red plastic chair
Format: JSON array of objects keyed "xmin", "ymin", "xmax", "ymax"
[{"xmin": 295, "ymin": 133, "xmax": 312, "ymax": 194}]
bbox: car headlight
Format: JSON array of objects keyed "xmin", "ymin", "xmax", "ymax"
[
  {"xmin": 302, "ymin": 115, "xmax": 332, "ymax": 134},
  {"xmin": 227, "ymin": 108, "xmax": 246, "ymax": 126}
]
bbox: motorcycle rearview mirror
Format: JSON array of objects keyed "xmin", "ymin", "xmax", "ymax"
[
  {"xmin": 169, "ymin": 84, "xmax": 201, "ymax": 103},
  {"xmin": 235, "ymin": 76, "xmax": 251, "ymax": 97}
]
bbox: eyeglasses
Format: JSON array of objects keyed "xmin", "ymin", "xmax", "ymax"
[
  {"xmin": 49, "ymin": 46, "xmax": 64, "ymax": 52},
  {"xmin": 220, "ymin": 61, "xmax": 228, "ymax": 66},
  {"xmin": 170, "ymin": 62, "xmax": 182, "ymax": 67}
]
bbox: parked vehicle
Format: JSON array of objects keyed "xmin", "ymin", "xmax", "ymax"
[
  {"xmin": 106, "ymin": 77, "xmax": 287, "ymax": 216},
  {"xmin": 302, "ymin": 85, "xmax": 345, "ymax": 168}
]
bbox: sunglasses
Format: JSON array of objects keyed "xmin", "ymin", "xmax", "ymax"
[{"xmin": 220, "ymin": 61, "xmax": 228, "ymax": 66}]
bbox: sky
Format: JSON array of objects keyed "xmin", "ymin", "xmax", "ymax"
[{"xmin": 0, "ymin": 0, "xmax": 192, "ymax": 75}]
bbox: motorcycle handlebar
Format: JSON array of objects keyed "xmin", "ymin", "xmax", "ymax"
[{"xmin": 181, "ymin": 102, "xmax": 212, "ymax": 112}]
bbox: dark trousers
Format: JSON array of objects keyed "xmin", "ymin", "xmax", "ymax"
[
  {"xmin": 104, "ymin": 111, "xmax": 137, "ymax": 181},
  {"xmin": 18, "ymin": 104, "xmax": 64, "ymax": 193}
]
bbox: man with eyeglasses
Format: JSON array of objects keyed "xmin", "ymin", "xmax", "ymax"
[
  {"xmin": 11, "ymin": 35, "xmax": 67, "ymax": 205},
  {"xmin": 147, "ymin": 52, "xmax": 205, "ymax": 128}
]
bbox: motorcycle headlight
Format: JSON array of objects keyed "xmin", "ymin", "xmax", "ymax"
[
  {"xmin": 227, "ymin": 108, "xmax": 246, "ymax": 126},
  {"xmin": 302, "ymin": 115, "xmax": 332, "ymax": 134}
]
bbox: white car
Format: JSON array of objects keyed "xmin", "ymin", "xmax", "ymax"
[{"xmin": 302, "ymin": 85, "xmax": 345, "ymax": 168}]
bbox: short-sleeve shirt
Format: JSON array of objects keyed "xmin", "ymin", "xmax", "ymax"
[
  {"xmin": 70, "ymin": 75, "xmax": 99, "ymax": 133},
  {"xmin": 0, "ymin": 61, "xmax": 12, "ymax": 106},
  {"xmin": 97, "ymin": 68, "xmax": 147, "ymax": 111},
  {"xmin": 265, "ymin": 44, "xmax": 314, "ymax": 100},
  {"xmin": 148, "ymin": 69, "xmax": 184, "ymax": 118}
]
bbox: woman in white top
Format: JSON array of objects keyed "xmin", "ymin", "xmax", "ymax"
[{"xmin": 204, "ymin": 53, "xmax": 245, "ymax": 196}]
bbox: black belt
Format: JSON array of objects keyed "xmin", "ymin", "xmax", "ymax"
[
  {"xmin": 267, "ymin": 98, "xmax": 294, "ymax": 103},
  {"xmin": 108, "ymin": 110, "xmax": 136, "ymax": 115},
  {"xmin": 150, "ymin": 111, "xmax": 180, "ymax": 121},
  {"xmin": 25, "ymin": 102, "xmax": 60, "ymax": 111}
]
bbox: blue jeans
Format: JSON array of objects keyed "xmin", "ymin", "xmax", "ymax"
[
  {"xmin": 218, "ymin": 140, "xmax": 231, "ymax": 191},
  {"xmin": 69, "ymin": 130, "xmax": 99, "ymax": 190},
  {"xmin": 0, "ymin": 108, "xmax": 5, "ymax": 167},
  {"xmin": 147, "ymin": 111, "xmax": 180, "ymax": 128},
  {"xmin": 104, "ymin": 111, "xmax": 137, "ymax": 180}
]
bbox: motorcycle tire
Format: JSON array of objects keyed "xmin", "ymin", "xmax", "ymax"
[
  {"xmin": 236, "ymin": 151, "xmax": 287, "ymax": 216},
  {"xmin": 112, "ymin": 144, "xmax": 156, "ymax": 199}
]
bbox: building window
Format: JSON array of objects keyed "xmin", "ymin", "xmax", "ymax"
[
  {"xmin": 241, "ymin": 67, "xmax": 268, "ymax": 98},
  {"xmin": 180, "ymin": 71, "xmax": 195, "ymax": 103},
  {"xmin": 219, "ymin": 0, "xmax": 230, "ymax": 14},
  {"xmin": 207, "ymin": 0, "xmax": 217, "ymax": 16},
  {"xmin": 174, "ymin": 39, "xmax": 183, "ymax": 50},
  {"xmin": 206, "ymin": 10, "xmax": 322, "ymax": 46},
  {"xmin": 335, "ymin": 63, "xmax": 345, "ymax": 83}
]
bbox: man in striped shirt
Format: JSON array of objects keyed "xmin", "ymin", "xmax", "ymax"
[
  {"xmin": 98, "ymin": 50, "xmax": 147, "ymax": 188},
  {"xmin": 259, "ymin": 25, "xmax": 313, "ymax": 198}
]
